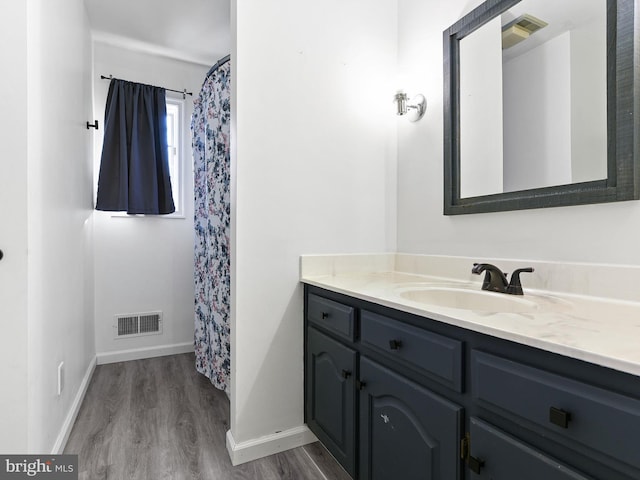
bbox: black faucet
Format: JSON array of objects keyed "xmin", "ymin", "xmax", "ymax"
[
  {"xmin": 472, "ymin": 263, "xmax": 534, "ymax": 295},
  {"xmin": 506, "ymin": 267, "xmax": 535, "ymax": 295}
]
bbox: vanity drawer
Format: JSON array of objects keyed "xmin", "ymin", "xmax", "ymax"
[
  {"xmin": 360, "ymin": 310, "xmax": 463, "ymax": 392},
  {"xmin": 307, "ymin": 293, "xmax": 355, "ymax": 341},
  {"xmin": 468, "ymin": 417, "xmax": 591, "ymax": 479},
  {"xmin": 472, "ymin": 350, "xmax": 640, "ymax": 471}
]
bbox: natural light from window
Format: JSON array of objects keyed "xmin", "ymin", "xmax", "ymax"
[{"xmin": 165, "ymin": 99, "xmax": 183, "ymax": 216}]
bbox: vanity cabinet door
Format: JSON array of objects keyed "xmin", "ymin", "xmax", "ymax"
[
  {"xmin": 306, "ymin": 327, "xmax": 357, "ymax": 477},
  {"xmin": 359, "ymin": 357, "xmax": 463, "ymax": 480},
  {"xmin": 468, "ymin": 417, "xmax": 591, "ymax": 480}
]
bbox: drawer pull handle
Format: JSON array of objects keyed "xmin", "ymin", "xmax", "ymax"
[
  {"xmin": 549, "ymin": 407, "xmax": 571, "ymax": 428},
  {"xmin": 341, "ymin": 369, "xmax": 352, "ymax": 379},
  {"xmin": 389, "ymin": 339, "xmax": 402, "ymax": 350},
  {"xmin": 469, "ymin": 456, "xmax": 485, "ymax": 474},
  {"xmin": 321, "ymin": 312, "xmax": 329, "ymax": 319},
  {"xmin": 356, "ymin": 380, "xmax": 367, "ymax": 390}
]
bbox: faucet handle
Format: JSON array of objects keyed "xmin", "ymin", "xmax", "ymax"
[{"xmin": 507, "ymin": 267, "xmax": 534, "ymax": 295}]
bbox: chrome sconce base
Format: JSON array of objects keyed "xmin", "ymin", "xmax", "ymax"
[{"xmin": 395, "ymin": 92, "xmax": 426, "ymax": 122}]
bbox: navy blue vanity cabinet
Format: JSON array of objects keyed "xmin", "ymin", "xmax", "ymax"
[
  {"xmin": 304, "ymin": 286, "xmax": 464, "ymax": 479},
  {"xmin": 306, "ymin": 326, "xmax": 357, "ymax": 477},
  {"xmin": 303, "ymin": 285, "xmax": 640, "ymax": 480},
  {"xmin": 358, "ymin": 357, "xmax": 463, "ymax": 480}
]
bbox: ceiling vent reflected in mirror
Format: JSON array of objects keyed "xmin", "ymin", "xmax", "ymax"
[{"xmin": 502, "ymin": 14, "xmax": 548, "ymax": 49}]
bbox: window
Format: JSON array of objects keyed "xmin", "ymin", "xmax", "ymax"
[{"xmin": 165, "ymin": 97, "xmax": 184, "ymax": 217}]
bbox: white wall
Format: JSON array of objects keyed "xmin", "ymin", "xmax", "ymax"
[
  {"xmin": 397, "ymin": 0, "xmax": 640, "ymax": 265},
  {"xmin": 459, "ymin": 16, "xmax": 503, "ymax": 198},
  {"xmin": 231, "ymin": 0, "xmax": 397, "ymax": 450},
  {"xmin": 24, "ymin": 0, "xmax": 94, "ymax": 453},
  {"xmin": 570, "ymin": 16, "xmax": 607, "ymax": 183},
  {"xmin": 0, "ymin": 1, "xmax": 29, "ymax": 454},
  {"xmin": 92, "ymin": 43, "xmax": 209, "ymax": 358},
  {"xmin": 503, "ymin": 32, "xmax": 572, "ymax": 192},
  {"xmin": 0, "ymin": 0, "xmax": 96, "ymax": 455}
]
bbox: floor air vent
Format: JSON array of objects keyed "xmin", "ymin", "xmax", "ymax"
[{"xmin": 114, "ymin": 311, "xmax": 163, "ymax": 338}]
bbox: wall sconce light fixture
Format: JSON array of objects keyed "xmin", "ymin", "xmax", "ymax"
[{"xmin": 394, "ymin": 92, "xmax": 426, "ymax": 122}]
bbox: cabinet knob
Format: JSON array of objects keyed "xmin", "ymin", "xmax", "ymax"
[
  {"xmin": 389, "ymin": 339, "xmax": 402, "ymax": 350},
  {"xmin": 549, "ymin": 407, "xmax": 571, "ymax": 428},
  {"xmin": 341, "ymin": 369, "xmax": 352, "ymax": 379},
  {"xmin": 321, "ymin": 312, "xmax": 329, "ymax": 319},
  {"xmin": 356, "ymin": 380, "xmax": 367, "ymax": 390},
  {"xmin": 469, "ymin": 456, "xmax": 485, "ymax": 474}
]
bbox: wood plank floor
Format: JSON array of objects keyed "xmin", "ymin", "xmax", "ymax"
[{"xmin": 64, "ymin": 353, "xmax": 351, "ymax": 480}]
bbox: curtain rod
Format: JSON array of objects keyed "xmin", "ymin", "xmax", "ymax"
[
  {"xmin": 100, "ymin": 75, "xmax": 193, "ymax": 99},
  {"xmin": 206, "ymin": 54, "xmax": 230, "ymax": 78}
]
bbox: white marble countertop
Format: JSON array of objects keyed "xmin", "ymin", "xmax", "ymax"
[{"xmin": 301, "ymin": 264, "xmax": 640, "ymax": 378}]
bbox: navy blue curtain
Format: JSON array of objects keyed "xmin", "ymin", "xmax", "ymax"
[{"xmin": 96, "ymin": 79, "xmax": 175, "ymax": 214}]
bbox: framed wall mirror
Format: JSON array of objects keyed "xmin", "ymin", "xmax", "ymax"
[{"xmin": 443, "ymin": 0, "xmax": 638, "ymax": 215}]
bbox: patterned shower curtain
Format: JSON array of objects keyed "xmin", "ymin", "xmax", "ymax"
[{"xmin": 192, "ymin": 57, "xmax": 231, "ymax": 393}]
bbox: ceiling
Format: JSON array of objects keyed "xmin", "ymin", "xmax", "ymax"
[{"xmin": 84, "ymin": 0, "xmax": 230, "ymax": 67}]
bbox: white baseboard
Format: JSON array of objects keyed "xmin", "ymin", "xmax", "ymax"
[
  {"xmin": 226, "ymin": 426, "xmax": 318, "ymax": 466},
  {"xmin": 96, "ymin": 342, "xmax": 194, "ymax": 365},
  {"xmin": 52, "ymin": 356, "xmax": 97, "ymax": 454}
]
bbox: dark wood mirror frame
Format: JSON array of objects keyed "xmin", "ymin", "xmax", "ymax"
[{"xmin": 443, "ymin": 0, "xmax": 639, "ymax": 215}]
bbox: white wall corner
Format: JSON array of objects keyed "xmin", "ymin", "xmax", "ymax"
[
  {"xmin": 225, "ymin": 426, "xmax": 318, "ymax": 466},
  {"xmin": 51, "ymin": 356, "xmax": 97, "ymax": 454},
  {"xmin": 96, "ymin": 342, "xmax": 194, "ymax": 365}
]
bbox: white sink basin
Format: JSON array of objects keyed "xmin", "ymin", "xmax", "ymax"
[{"xmin": 397, "ymin": 286, "xmax": 540, "ymax": 313}]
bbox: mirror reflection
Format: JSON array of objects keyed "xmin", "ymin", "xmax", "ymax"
[{"xmin": 459, "ymin": 0, "xmax": 607, "ymax": 198}]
